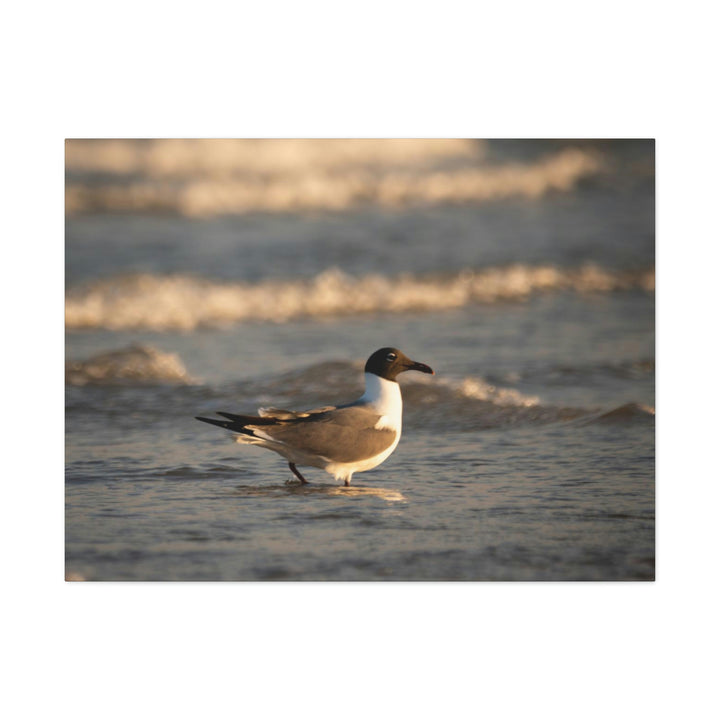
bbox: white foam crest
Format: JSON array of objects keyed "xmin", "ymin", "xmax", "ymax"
[
  {"xmin": 456, "ymin": 378, "xmax": 540, "ymax": 407},
  {"xmin": 66, "ymin": 344, "xmax": 195, "ymax": 385},
  {"xmin": 66, "ymin": 139, "xmax": 484, "ymax": 177},
  {"xmin": 65, "ymin": 144, "xmax": 601, "ymax": 216},
  {"xmin": 65, "ymin": 264, "xmax": 654, "ymax": 331},
  {"xmin": 408, "ymin": 371, "xmax": 540, "ymax": 407}
]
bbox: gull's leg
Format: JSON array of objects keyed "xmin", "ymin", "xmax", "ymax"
[
  {"xmin": 344, "ymin": 475, "xmax": 352, "ymax": 487},
  {"xmin": 288, "ymin": 462, "xmax": 309, "ymax": 485}
]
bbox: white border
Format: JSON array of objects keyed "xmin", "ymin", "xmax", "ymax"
[{"xmin": 5, "ymin": 2, "xmax": 718, "ymax": 717}]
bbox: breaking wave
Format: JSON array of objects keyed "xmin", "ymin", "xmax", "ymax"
[
  {"xmin": 66, "ymin": 349, "xmax": 652, "ymax": 431},
  {"xmin": 65, "ymin": 140, "xmax": 602, "ymax": 216},
  {"xmin": 232, "ymin": 359, "xmax": 543, "ymax": 410},
  {"xmin": 583, "ymin": 402, "xmax": 655, "ymax": 424},
  {"xmin": 66, "ymin": 139, "xmax": 486, "ymax": 177},
  {"xmin": 231, "ymin": 362, "xmax": 651, "ymax": 432},
  {"xmin": 65, "ymin": 344, "xmax": 195, "ymax": 385},
  {"xmin": 65, "ymin": 264, "xmax": 654, "ymax": 331}
]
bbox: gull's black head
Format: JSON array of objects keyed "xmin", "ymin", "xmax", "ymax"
[{"xmin": 364, "ymin": 347, "xmax": 434, "ymax": 382}]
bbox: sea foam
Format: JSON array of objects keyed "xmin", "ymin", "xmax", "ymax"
[
  {"xmin": 65, "ymin": 264, "xmax": 655, "ymax": 331},
  {"xmin": 65, "ymin": 140, "xmax": 602, "ymax": 216},
  {"xmin": 65, "ymin": 344, "xmax": 195, "ymax": 385}
]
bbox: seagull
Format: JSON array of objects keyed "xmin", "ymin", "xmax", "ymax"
[{"xmin": 196, "ymin": 347, "xmax": 434, "ymax": 486}]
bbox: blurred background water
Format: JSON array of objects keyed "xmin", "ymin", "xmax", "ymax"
[{"xmin": 65, "ymin": 139, "xmax": 654, "ymax": 581}]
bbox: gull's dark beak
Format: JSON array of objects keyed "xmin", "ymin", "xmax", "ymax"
[{"xmin": 407, "ymin": 360, "xmax": 434, "ymax": 375}]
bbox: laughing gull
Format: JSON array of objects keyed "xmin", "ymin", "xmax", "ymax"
[{"xmin": 196, "ymin": 347, "xmax": 434, "ymax": 486}]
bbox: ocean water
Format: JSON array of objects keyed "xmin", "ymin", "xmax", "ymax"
[{"xmin": 65, "ymin": 139, "xmax": 655, "ymax": 581}]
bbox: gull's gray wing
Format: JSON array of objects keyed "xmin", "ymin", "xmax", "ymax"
[
  {"xmin": 257, "ymin": 406, "xmax": 336, "ymax": 419},
  {"xmin": 257, "ymin": 404, "xmax": 396, "ymax": 463}
]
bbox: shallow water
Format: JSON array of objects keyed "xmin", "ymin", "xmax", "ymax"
[
  {"xmin": 66, "ymin": 420, "xmax": 654, "ymax": 580},
  {"xmin": 65, "ymin": 139, "xmax": 654, "ymax": 581}
]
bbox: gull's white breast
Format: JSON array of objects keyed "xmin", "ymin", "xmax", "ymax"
[{"xmin": 359, "ymin": 373, "xmax": 403, "ymax": 433}]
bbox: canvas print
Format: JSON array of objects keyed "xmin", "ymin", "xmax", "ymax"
[{"xmin": 65, "ymin": 139, "xmax": 655, "ymax": 581}]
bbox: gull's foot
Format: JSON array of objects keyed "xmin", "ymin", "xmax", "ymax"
[{"xmin": 288, "ymin": 462, "xmax": 310, "ymax": 485}]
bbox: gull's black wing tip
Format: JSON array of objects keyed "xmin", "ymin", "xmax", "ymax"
[
  {"xmin": 196, "ymin": 412, "xmax": 277, "ymax": 433},
  {"xmin": 195, "ymin": 415, "xmax": 233, "ymax": 429}
]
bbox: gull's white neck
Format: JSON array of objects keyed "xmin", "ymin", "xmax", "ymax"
[{"xmin": 360, "ymin": 372, "xmax": 403, "ymax": 431}]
